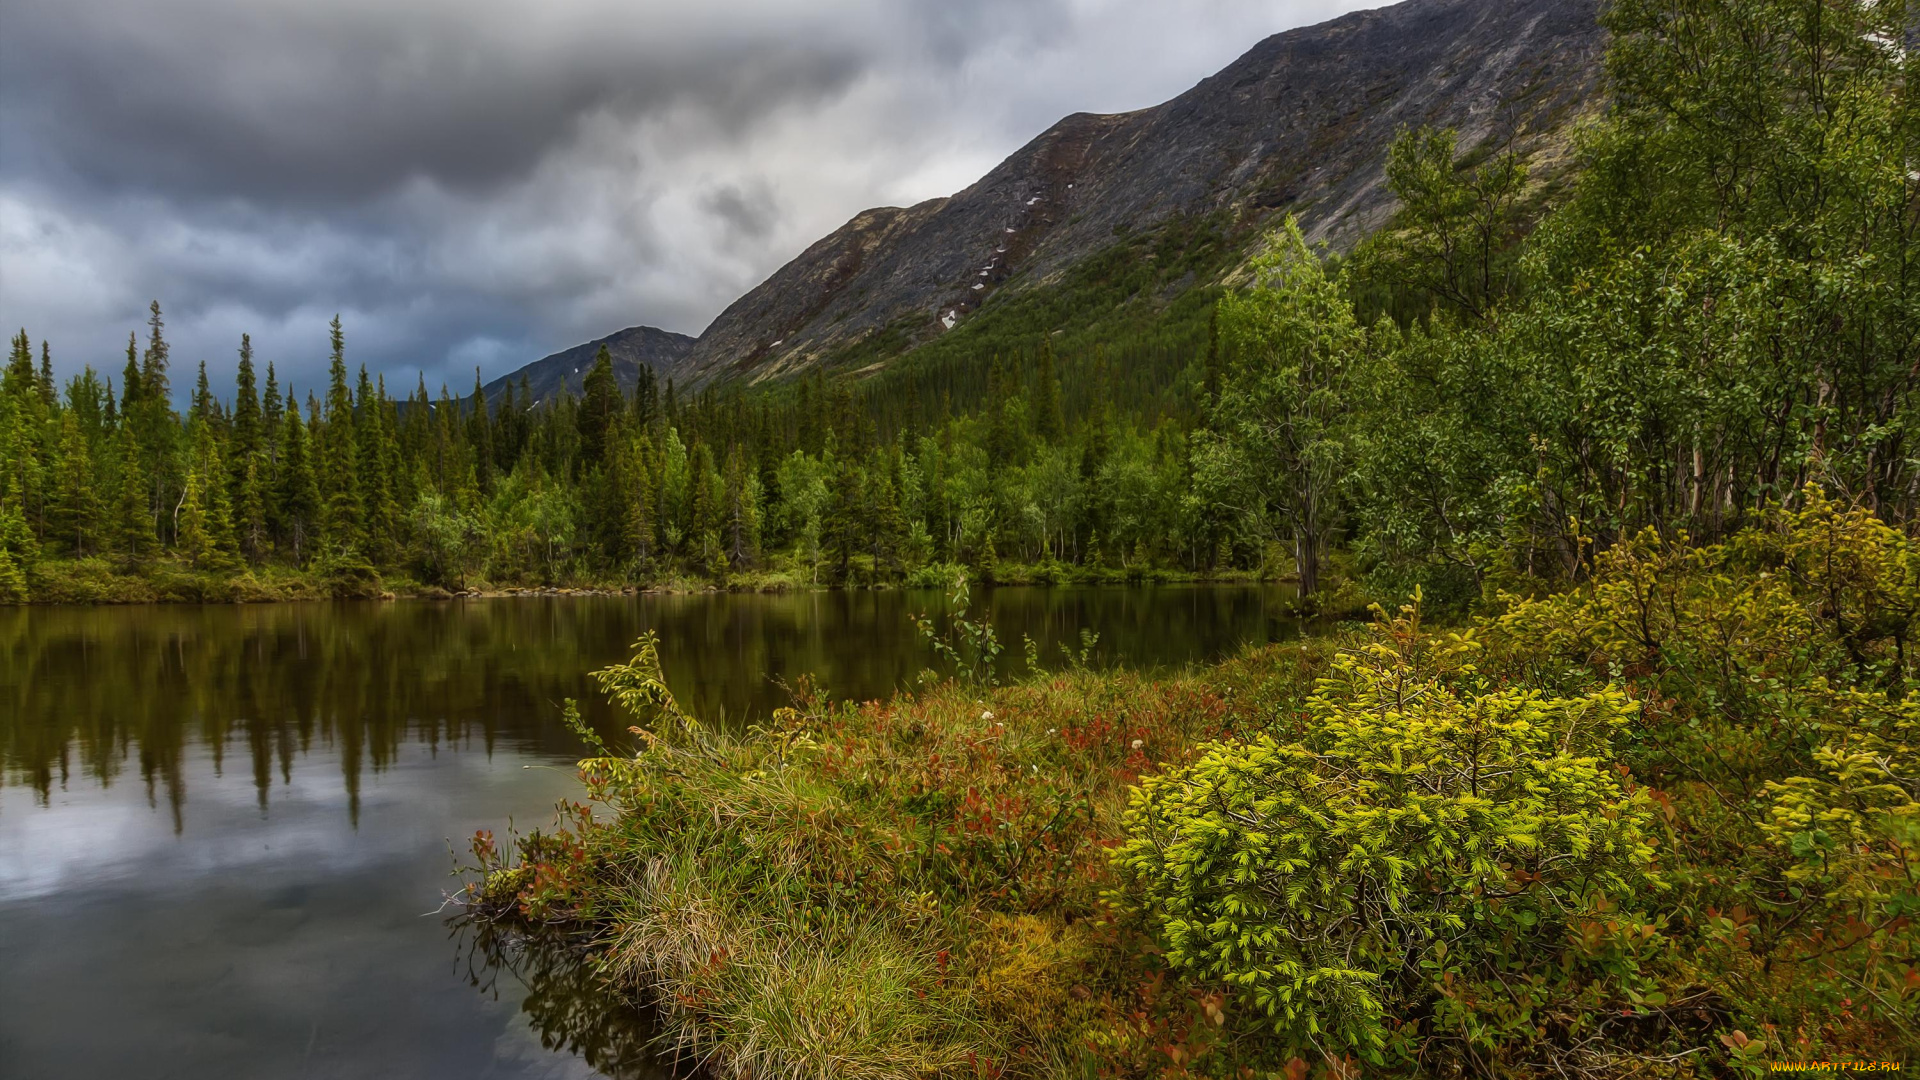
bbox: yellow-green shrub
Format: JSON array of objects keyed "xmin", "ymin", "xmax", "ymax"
[{"xmin": 1114, "ymin": 605, "xmax": 1662, "ymax": 1062}]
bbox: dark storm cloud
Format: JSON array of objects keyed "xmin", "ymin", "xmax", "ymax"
[
  {"xmin": 0, "ymin": 0, "xmax": 1374, "ymax": 398},
  {"xmin": 0, "ymin": 0, "xmax": 873, "ymax": 205},
  {"xmin": 702, "ymin": 182, "xmax": 780, "ymax": 246}
]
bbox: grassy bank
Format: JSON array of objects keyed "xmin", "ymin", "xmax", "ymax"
[
  {"xmin": 12, "ymin": 553, "xmax": 1303, "ymax": 605},
  {"xmin": 465, "ymin": 493, "xmax": 1920, "ymax": 1078},
  {"xmin": 471, "ymin": 636, "xmax": 1327, "ymax": 1077}
]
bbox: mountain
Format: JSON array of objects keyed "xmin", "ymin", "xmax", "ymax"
[
  {"xmin": 677, "ymin": 0, "xmax": 1605, "ymax": 389},
  {"xmin": 480, "ymin": 325, "xmax": 694, "ymax": 407}
]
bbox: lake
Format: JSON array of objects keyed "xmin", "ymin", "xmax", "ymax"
[{"xmin": 0, "ymin": 586, "xmax": 1307, "ymax": 1078}]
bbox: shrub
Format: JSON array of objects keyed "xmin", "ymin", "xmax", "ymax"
[{"xmin": 1114, "ymin": 601, "xmax": 1663, "ymax": 1063}]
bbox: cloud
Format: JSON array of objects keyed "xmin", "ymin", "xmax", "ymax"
[{"xmin": 0, "ymin": 0, "xmax": 1378, "ymax": 398}]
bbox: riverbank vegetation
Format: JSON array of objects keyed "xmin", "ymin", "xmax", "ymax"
[
  {"xmin": 468, "ymin": 492, "xmax": 1920, "ymax": 1075},
  {"xmin": 456, "ymin": 0, "xmax": 1920, "ymax": 1074}
]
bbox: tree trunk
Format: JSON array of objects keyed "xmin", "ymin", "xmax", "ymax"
[{"xmin": 1295, "ymin": 529, "xmax": 1319, "ymax": 600}]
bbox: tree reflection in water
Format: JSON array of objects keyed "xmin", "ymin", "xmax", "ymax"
[{"xmin": 455, "ymin": 915, "xmax": 678, "ymax": 1080}]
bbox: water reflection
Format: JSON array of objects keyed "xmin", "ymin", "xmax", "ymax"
[
  {"xmin": 0, "ymin": 586, "xmax": 1300, "ymax": 1078},
  {"xmin": 457, "ymin": 919, "xmax": 672, "ymax": 1080},
  {"xmin": 0, "ymin": 587, "xmax": 1302, "ymax": 823}
]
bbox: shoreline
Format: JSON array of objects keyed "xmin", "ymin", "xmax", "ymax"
[{"xmin": 10, "ymin": 556, "xmax": 1302, "ymax": 607}]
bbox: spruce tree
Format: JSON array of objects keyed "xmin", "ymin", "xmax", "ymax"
[
  {"xmin": 189, "ymin": 422, "xmax": 239, "ymax": 570},
  {"xmin": 262, "ymin": 362, "xmax": 283, "ymax": 464},
  {"xmin": 0, "ymin": 490, "xmax": 29, "ymax": 602},
  {"xmin": 231, "ymin": 336, "xmax": 261, "ymax": 468},
  {"xmin": 177, "ymin": 462, "xmax": 210, "ymax": 568},
  {"xmin": 689, "ymin": 442, "xmax": 721, "ymax": 570},
  {"xmin": 631, "ymin": 431, "xmax": 657, "ymax": 571},
  {"xmin": 118, "ymin": 333, "xmax": 141, "ymax": 417},
  {"xmin": 354, "ymin": 365, "xmax": 393, "ymax": 560},
  {"xmin": 467, "ymin": 371, "xmax": 494, "ymax": 494},
  {"xmin": 50, "ymin": 411, "xmax": 99, "ymax": 556},
  {"xmin": 275, "ymin": 397, "xmax": 320, "ymax": 565},
  {"xmin": 319, "ymin": 316, "xmax": 360, "ymax": 549},
  {"xmin": 35, "ymin": 342, "xmax": 53, "ymax": 407},
  {"xmin": 141, "ymin": 302, "xmax": 170, "ymax": 401},
  {"xmin": 135, "ymin": 303, "xmax": 177, "ymax": 547},
  {"xmin": 577, "ymin": 344, "xmax": 619, "ymax": 468},
  {"xmin": 191, "ymin": 360, "xmax": 213, "ymax": 425},
  {"xmin": 110, "ymin": 421, "xmax": 155, "ymax": 562},
  {"xmin": 722, "ymin": 446, "xmax": 760, "ymax": 569},
  {"xmin": 1034, "ymin": 338, "xmax": 1065, "ymax": 443},
  {"xmin": 4, "ymin": 330, "xmax": 34, "ymax": 397},
  {"xmin": 238, "ymin": 451, "xmax": 267, "ymax": 563}
]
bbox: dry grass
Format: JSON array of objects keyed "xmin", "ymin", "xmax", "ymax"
[{"xmin": 468, "ymin": 642, "xmax": 1335, "ymax": 1078}]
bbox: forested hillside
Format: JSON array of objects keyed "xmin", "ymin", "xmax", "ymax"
[
  {"xmin": 451, "ymin": 4, "xmax": 1920, "ymax": 1073},
  {"xmin": 676, "ymin": 0, "xmax": 1603, "ymax": 388},
  {"xmin": 0, "ymin": 0, "xmax": 1912, "ymax": 611}
]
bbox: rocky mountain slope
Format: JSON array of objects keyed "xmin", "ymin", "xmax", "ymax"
[
  {"xmin": 676, "ymin": 0, "xmax": 1604, "ymax": 389},
  {"xmin": 481, "ymin": 324, "xmax": 693, "ymax": 407}
]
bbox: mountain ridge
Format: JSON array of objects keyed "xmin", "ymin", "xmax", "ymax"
[
  {"xmin": 675, "ymin": 0, "xmax": 1604, "ymax": 388},
  {"xmin": 479, "ymin": 324, "xmax": 694, "ymax": 408},
  {"xmin": 482, "ymin": 0, "xmax": 1605, "ymax": 397}
]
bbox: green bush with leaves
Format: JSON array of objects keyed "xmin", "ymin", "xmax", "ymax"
[
  {"xmin": 1487, "ymin": 489, "xmax": 1920, "ymax": 1059},
  {"xmin": 1114, "ymin": 603, "xmax": 1663, "ymax": 1063}
]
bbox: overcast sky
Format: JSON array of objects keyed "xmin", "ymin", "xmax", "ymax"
[{"xmin": 0, "ymin": 0, "xmax": 1375, "ymax": 399}]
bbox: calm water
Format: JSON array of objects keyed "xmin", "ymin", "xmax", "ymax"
[{"xmin": 0, "ymin": 586, "xmax": 1304, "ymax": 1079}]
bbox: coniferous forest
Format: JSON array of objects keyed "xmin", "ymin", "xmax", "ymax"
[
  {"xmin": 1, "ymin": 0, "xmax": 1914, "ymax": 614},
  {"xmin": 0, "ymin": 296, "xmax": 1249, "ymax": 602},
  {"xmin": 7, "ymin": 0, "xmax": 1920, "ymax": 1075},
  {"xmin": 450, "ymin": 0, "xmax": 1920, "ymax": 1074}
]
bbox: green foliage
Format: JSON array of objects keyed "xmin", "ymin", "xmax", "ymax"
[
  {"xmin": 911, "ymin": 572, "xmax": 1003, "ymax": 688},
  {"xmin": 463, "ymin": 626, "xmax": 1329, "ymax": 1080},
  {"xmin": 1116, "ymin": 602, "xmax": 1660, "ymax": 1063},
  {"xmin": 1197, "ymin": 218, "xmax": 1365, "ymax": 598},
  {"xmin": 1485, "ymin": 489, "xmax": 1920, "ymax": 1058},
  {"xmin": 1350, "ymin": 126, "xmax": 1529, "ymax": 323}
]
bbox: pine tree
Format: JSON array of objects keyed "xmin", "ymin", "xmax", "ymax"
[
  {"xmin": 37, "ymin": 342, "xmax": 55, "ymax": 408},
  {"xmin": 468, "ymin": 371, "xmax": 494, "ymax": 494},
  {"xmin": 1034, "ymin": 338, "xmax": 1065, "ymax": 443},
  {"xmin": 722, "ymin": 445, "xmax": 760, "ymax": 569},
  {"xmin": 135, "ymin": 303, "xmax": 177, "ymax": 548},
  {"xmin": 261, "ymin": 361, "xmax": 283, "ymax": 464},
  {"xmin": 49, "ymin": 411, "xmax": 99, "ymax": 556},
  {"xmin": 630, "ymin": 431, "xmax": 657, "ymax": 571},
  {"xmin": 0, "ymin": 491, "xmax": 29, "ymax": 602},
  {"xmin": 4, "ymin": 330, "xmax": 34, "ymax": 397},
  {"xmin": 319, "ymin": 316, "xmax": 360, "ymax": 549},
  {"xmin": 238, "ymin": 451, "xmax": 267, "ymax": 563},
  {"xmin": 275, "ymin": 396, "xmax": 320, "ymax": 565},
  {"xmin": 578, "ymin": 344, "xmax": 619, "ymax": 468},
  {"xmin": 118, "ymin": 333, "xmax": 141, "ymax": 417},
  {"xmin": 111, "ymin": 421, "xmax": 155, "ymax": 562},
  {"xmin": 354, "ymin": 365, "xmax": 394, "ymax": 560},
  {"xmin": 231, "ymin": 335, "xmax": 261, "ymax": 468},
  {"xmin": 689, "ymin": 442, "xmax": 721, "ymax": 569},
  {"xmin": 191, "ymin": 360, "xmax": 214, "ymax": 425}
]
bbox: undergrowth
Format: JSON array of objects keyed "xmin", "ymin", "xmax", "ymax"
[{"xmin": 461, "ymin": 491, "xmax": 1919, "ymax": 1078}]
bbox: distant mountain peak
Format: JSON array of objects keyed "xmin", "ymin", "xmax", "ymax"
[
  {"xmin": 480, "ymin": 325, "xmax": 694, "ymax": 406},
  {"xmin": 675, "ymin": 0, "xmax": 1603, "ymax": 388}
]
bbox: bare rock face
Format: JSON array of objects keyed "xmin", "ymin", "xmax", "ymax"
[
  {"xmin": 677, "ymin": 0, "xmax": 1603, "ymax": 389},
  {"xmin": 481, "ymin": 324, "xmax": 695, "ymax": 408}
]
